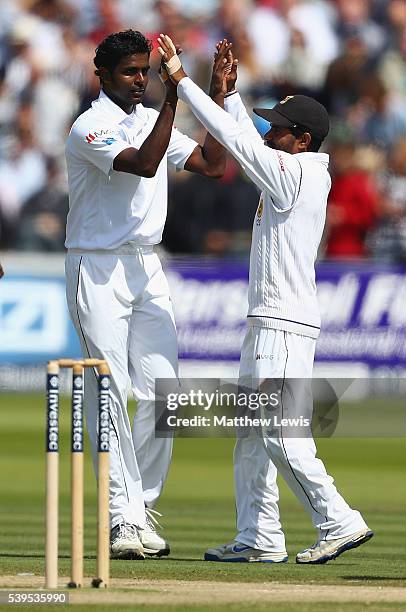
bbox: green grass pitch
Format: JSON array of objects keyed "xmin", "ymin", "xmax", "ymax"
[{"xmin": 0, "ymin": 393, "xmax": 405, "ymax": 610}]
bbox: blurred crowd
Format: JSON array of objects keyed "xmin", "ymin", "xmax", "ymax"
[{"xmin": 1, "ymin": 0, "xmax": 406, "ymax": 262}]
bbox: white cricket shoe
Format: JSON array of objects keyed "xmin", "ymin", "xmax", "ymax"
[
  {"xmin": 140, "ymin": 508, "xmax": 170, "ymax": 557},
  {"xmin": 204, "ymin": 540, "xmax": 288, "ymax": 563},
  {"xmin": 110, "ymin": 522, "xmax": 145, "ymax": 560},
  {"xmin": 296, "ymin": 528, "xmax": 374, "ymax": 564}
]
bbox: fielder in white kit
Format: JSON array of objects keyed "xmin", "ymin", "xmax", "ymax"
[
  {"xmin": 158, "ymin": 36, "xmax": 374, "ymax": 564},
  {"xmin": 65, "ymin": 30, "xmax": 226, "ymax": 559}
]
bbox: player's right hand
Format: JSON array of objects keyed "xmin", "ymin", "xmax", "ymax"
[{"xmin": 159, "ymin": 45, "xmax": 182, "ymax": 83}]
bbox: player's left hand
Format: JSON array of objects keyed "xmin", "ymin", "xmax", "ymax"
[
  {"xmin": 210, "ymin": 39, "xmax": 238, "ymax": 98},
  {"xmin": 157, "ymin": 34, "xmax": 187, "ymax": 84}
]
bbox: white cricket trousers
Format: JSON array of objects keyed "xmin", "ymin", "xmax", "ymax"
[
  {"xmin": 65, "ymin": 246, "xmax": 177, "ymax": 529},
  {"xmin": 235, "ymin": 326, "xmax": 368, "ymax": 552}
]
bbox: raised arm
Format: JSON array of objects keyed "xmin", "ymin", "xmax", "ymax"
[
  {"xmin": 159, "ymin": 35, "xmax": 227, "ymax": 178},
  {"xmin": 113, "ymin": 67, "xmax": 179, "ymax": 178},
  {"xmin": 158, "ymin": 35, "xmax": 301, "ymax": 208},
  {"xmin": 220, "ymin": 44, "xmax": 262, "ymax": 141}
]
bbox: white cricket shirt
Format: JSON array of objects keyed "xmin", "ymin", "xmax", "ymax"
[
  {"xmin": 178, "ymin": 78, "xmax": 331, "ymax": 338},
  {"xmin": 65, "ymin": 90, "xmax": 198, "ymax": 249}
]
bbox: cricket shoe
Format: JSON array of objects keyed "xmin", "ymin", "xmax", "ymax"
[
  {"xmin": 140, "ymin": 508, "xmax": 170, "ymax": 557},
  {"xmin": 204, "ymin": 540, "xmax": 288, "ymax": 563},
  {"xmin": 296, "ymin": 528, "xmax": 374, "ymax": 564},
  {"xmin": 110, "ymin": 522, "xmax": 145, "ymax": 560}
]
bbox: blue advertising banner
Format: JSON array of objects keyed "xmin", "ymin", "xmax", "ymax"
[
  {"xmin": 315, "ymin": 263, "xmax": 406, "ymax": 367},
  {"xmin": 1, "ymin": 260, "xmax": 405, "ymax": 368},
  {"xmin": 0, "ymin": 274, "xmax": 81, "ymax": 364},
  {"xmin": 166, "ymin": 260, "xmax": 248, "ymax": 361},
  {"xmin": 166, "ymin": 260, "xmax": 406, "ymax": 368}
]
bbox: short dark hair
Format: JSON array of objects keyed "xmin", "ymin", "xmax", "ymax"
[
  {"xmin": 291, "ymin": 126, "xmax": 322, "ymax": 153},
  {"xmin": 308, "ymin": 137, "xmax": 322, "ymax": 153},
  {"xmin": 94, "ymin": 29, "xmax": 153, "ymax": 74}
]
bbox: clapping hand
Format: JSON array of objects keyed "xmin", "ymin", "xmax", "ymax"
[
  {"xmin": 210, "ymin": 39, "xmax": 238, "ymax": 98},
  {"xmin": 157, "ymin": 34, "xmax": 186, "ymax": 84}
]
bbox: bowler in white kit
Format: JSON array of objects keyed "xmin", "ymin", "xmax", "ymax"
[
  {"xmin": 64, "ymin": 30, "xmax": 226, "ymax": 560},
  {"xmin": 158, "ymin": 35, "xmax": 374, "ymax": 564}
]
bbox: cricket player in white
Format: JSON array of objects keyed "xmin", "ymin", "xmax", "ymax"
[
  {"xmin": 158, "ymin": 36, "xmax": 373, "ymax": 564},
  {"xmin": 65, "ymin": 30, "xmax": 226, "ymax": 560}
]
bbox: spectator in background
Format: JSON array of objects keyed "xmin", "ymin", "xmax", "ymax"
[
  {"xmin": 18, "ymin": 0, "xmax": 73, "ymax": 71},
  {"xmin": 63, "ymin": 0, "xmax": 101, "ymax": 37},
  {"xmin": 164, "ymin": 157, "xmax": 258, "ymax": 255},
  {"xmin": 3, "ymin": 17, "xmax": 39, "ymax": 103},
  {"xmin": 356, "ymin": 75, "xmax": 406, "ymax": 148},
  {"xmin": 153, "ymin": 1, "xmax": 210, "ymax": 70},
  {"xmin": 146, "ymin": 0, "xmax": 213, "ymax": 107},
  {"xmin": 17, "ymin": 156, "xmax": 68, "ymax": 251},
  {"xmin": 368, "ymin": 136, "xmax": 406, "ymax": 263},
  {"xmin": 326, "ymin": 135, "xmax": 379, "ymax": 258},
  {"xmin": 322, "ymin": 36, "xmax": 374, "ymax": 115},
  {"xmin": 384, "ymin": 0, "xmax": 406, "ymax": 44},
  {"xmin": 218, "ymin": 1, "xmax": 261, "ymax": 94},
  {"xmin": 248, "ymin": 0, "xmax": 338, "ymax": 83},
  {"xmin": 0, "ymin": 68, "xmax": 17, "ymax": 155},
  {"xmin": 246, "ymin": 0, "xmax": 290, "ymax": 77},
  {"xmin": 284, "ymin": 0, "xmax": 338, "ymax": 69},
  {"xmin": 282, "ymin": 28, "xmax": 328, "ymax": 94},
  {"xmin": 378, "ymin": 25, "xmax": 406, "ymax": 99},
  {"xmin": 334, "ymin": 0, "xmax": 386, "ymax": 59},
  {"xmin": 169, "ymin": 0, "xmax": 219, "ymax": 18},
  {"xmin": 0, "ymin": 101, "xmax": 46, "ymax": 248},
  {"xmin": 2, "ymin": 0, "xmax": 406, "ymax": 261},
  {"xmin": 87, "ymin": 0, "xmax": 123, "ymax": 45}
]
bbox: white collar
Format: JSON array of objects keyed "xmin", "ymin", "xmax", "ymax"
[
  {"xmin": 92, "ymin": 90, "xmax": 146, "ymax": 123},
  {"xmin": 294, "ymin": 152, "xmax": 329, "ymax": 167}
]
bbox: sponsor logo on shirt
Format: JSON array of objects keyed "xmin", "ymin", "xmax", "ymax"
[
  {"xmin": 276, "ymin": 151, "xmax": 285, "ymax": 172},
  {"xmin": 255, "ymin": 354, "xmax": 274, "ymax": 360},
  {"xmin": 256, "ymin": 197, "xmax": 264, "ymax": 226},
  {"xmin": 85, "ymin": 129, "xmax": 115, "ymax": 144}
]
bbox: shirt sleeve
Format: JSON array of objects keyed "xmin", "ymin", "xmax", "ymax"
[
  {"xmin": 167, "ymin": 126, "xmax": 199, "ymax": 171},
  {"xmin": 67, "ymin": 119, "xmax": 132, "ymax": 176},
  {"xmin": 224, "ymin": 93, "xmax": 263, "ymax": 142},
  {"xmin": 178, "ymin": 77, "xmax": 301, "ymax": 210}
]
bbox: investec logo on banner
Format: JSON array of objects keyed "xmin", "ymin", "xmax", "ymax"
[{"xmin": 0, "ymin": 280, "xmax": 67, "ymax": 353}]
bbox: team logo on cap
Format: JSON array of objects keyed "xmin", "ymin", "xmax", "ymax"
[{"xmin": 280, "ymin": 96, "xmax": 294, "ymax": 104}]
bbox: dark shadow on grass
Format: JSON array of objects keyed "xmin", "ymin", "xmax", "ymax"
[
  {"xmin": 343, "ymin": 575, "xmax": 406, "ymax": 581},
  {"xmin": 144, "ymin": 557, "xmax": 206, "ymax": 563},
  {"xmin": 148, "ymin": 557, "xmax": 294, "ymax": 564},
  {"xmin": 0, "ymin": 553, "xmax": 96, "ymax": 560}
]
